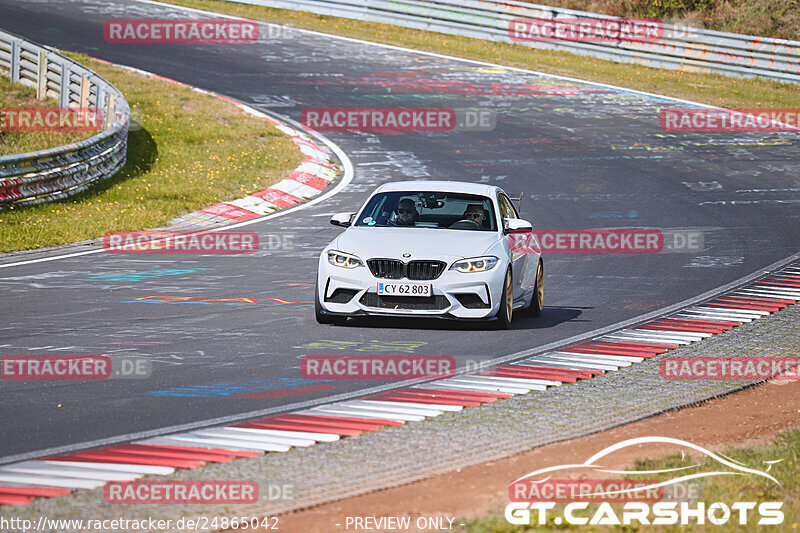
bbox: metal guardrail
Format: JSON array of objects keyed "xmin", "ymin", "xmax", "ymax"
[
  {"xmin": 0, "ymin": 29, "xmax": 129, "ymax": 207},
  {"xmin": 233, "ymin": 0, "xmax": 800, "ymax": 83}
]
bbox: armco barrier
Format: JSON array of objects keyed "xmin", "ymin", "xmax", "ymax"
[
  {"xmin": 0, "ymin": 29, "xmax": 129, "ymax": 207},
  {"xmin": 231, "ymin": 0, "xmax": 800, "ymax": 83}
]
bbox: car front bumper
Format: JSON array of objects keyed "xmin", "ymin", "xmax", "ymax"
[{"xmin": 317, "ymin": 254, "xmax": 507, "ymax": 319}]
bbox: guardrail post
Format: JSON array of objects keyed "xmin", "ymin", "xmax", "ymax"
[
  {"xmin": 59, "ymin": 62, "xmax": 70, "ymax": 108},
  {"xmin": 96, "ymin": 83, "xmax": 106, "ymax": 125},
  {"xmin": 105, "ymin": 93, "xmax": 116, "ymax": 130},
  {"xmin": 10, "ymin": 39, "xmax": 20, "ymax": 83},
  {"xmin": 80, "ymin": 73, "xmax": 90, "ymax": 109},
  {"xmin": 37, "ymin": 50, "xmax": 48, "ymax": 100}
]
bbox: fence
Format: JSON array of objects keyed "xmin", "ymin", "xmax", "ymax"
[
  {"xmin": 235, "ymin": 0, "xmax": 800, "ymax": 83},
  {"xmin": 0, "ymin": 29, "xmax": 129, "ymax": 208}
]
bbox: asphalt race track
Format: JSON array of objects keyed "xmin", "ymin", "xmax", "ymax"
[{"xmin": 1, "ymin": 0, "xmax": 799, "ymax": 462}]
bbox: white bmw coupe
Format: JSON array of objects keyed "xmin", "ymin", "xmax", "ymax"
[{"xmin": 315, "ymin": 181, "xmax": 543, "ymax": 328}]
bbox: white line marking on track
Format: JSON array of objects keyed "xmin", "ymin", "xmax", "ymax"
[
  {"xmin": 191, "ymin": 428, "xmax": 316, "ymax": 447},
  {"xmin": 363, "ymin": 400, "xmax": 462, "ymax": 412},
  {"xmin": 40, "ymin": 460, "xmax": 174, "ymax": 475},
  {"xmin": 0, "ymin": 464, "xmax": 140, "ymax": 482},
  {"xmin": 138, "ymin": 435, "xmax": 289, "ymax": 452},
  {"xmin": 0, "ymin": 473, "xmax": 104, "ymax": 490},
  {"xmin": 435, "ymin": 377, "xmax": 536, "ymax": 393},
  {"xmin": 341, "ymin": 401, "xmax": 444, "ymax": 417},
  {"xmin": 552, "ymin": 351, "xmax": 644, "ymax": 364},
  {"xmin": 301, "ymin": 407, "xmax": 420, "ymax": 422},
  {"xmin": 535, "ymin": 355, "xmax": 624, "ymax": 370}
]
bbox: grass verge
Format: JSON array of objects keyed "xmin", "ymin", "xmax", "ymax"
[
  {"xmin": 163, "ymin": 0, "xmax": 799, "ymax": 111},
  {"xmin": 0, "ymin": 53, "xmax": 303, "ymax": 253},
  {"xmin": 456, "ymin": 429, "xmax": 800, "ymax": 532},
  {"xmin": 0, "ymin": 73, "xmax": 100, "ymax": 156}
]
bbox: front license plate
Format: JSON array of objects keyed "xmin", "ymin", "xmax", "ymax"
[{"xmin": 377, "ymin": 282, "xmax": 432, "ymax": 297}]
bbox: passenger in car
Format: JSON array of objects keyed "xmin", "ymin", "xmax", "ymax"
[
  {"xmin": 395, "ymin": 198, "xmax": 419, "ymax": 226},
  {"xmin": 463, "ymin": 204, "xmax": 488, "ymax": 228}
]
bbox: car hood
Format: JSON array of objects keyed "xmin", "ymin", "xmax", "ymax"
[{"xmin": 332, "ymin": 227, "xmax": 502, "ymax": 262}]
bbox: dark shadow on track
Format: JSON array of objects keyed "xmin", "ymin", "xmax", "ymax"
[{"xmin": 333, "ymin": 306, "xmax": 585, "ymax": 331}]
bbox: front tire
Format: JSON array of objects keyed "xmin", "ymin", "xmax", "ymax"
[
  {"xmin": 494, "ymin": 268, "xmax": 513, "ymax": 329},
  {"xmin": 315, "ymin": 279, "xmax": 346, "ymax": 325}
]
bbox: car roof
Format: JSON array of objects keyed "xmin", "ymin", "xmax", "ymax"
[{"xmin": 374, "ymin": 180, "xmax": 504, "ymax": 198}]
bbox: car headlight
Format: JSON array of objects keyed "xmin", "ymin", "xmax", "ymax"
[
  {"xmin": 327, "ymin": 250, "xmax": 363, "ymax": 269},
  {"xmin": 450, "ymin": 256, "xmax": 499, "ymax": 273}
]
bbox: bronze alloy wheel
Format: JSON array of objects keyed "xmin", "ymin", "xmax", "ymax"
[
  {"xmin": 505, "ymin": 269, "xmax": 513, "ymax": 322},
  {"xmin": 494, "ymin": 268, "xmax": 513, "ymax": 329},
  {"xmin": 534, "ymin": 261, "xmax": 543, "ymax": 316}
]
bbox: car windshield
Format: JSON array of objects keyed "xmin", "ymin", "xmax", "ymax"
[{"xmin": 354, "ymin": 191, "xmax": 497, "ymax": 231}]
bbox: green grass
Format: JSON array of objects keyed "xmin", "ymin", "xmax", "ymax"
[
  {"xmin": 0, "ymin": 73, "xmax": 100, "ymax": 156},
  {"xmin": 162, "ymin": 0, "xmax": 800, "ymax": 113},
  {"xmin": 456, "ymin": 429, "xmax": 800, "ymax": 532},
  {"xmin": 0, "ymin": 53, "xmax": 303, "ymax": 252}
]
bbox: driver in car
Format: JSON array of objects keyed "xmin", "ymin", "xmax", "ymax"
[
  {"xmin": 463, "ymin": 204, "xmax": 487, "ymax": 228},
  {"xmin": 394, "ymin": 198, "xmax": 419, "ymax": 226}
]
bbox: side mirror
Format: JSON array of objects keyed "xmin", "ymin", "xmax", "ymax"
[
  {"xmin": 330, "ymin": 212, "xmax": 355, "ymax": 227},
  {"xmin": 504, "ymin": 218, "xmax": 533, "ymax": 234}
]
